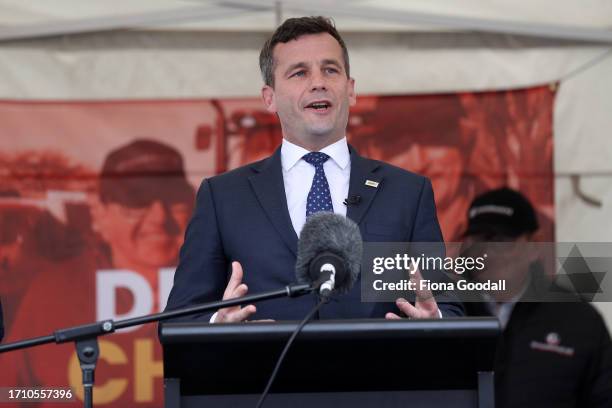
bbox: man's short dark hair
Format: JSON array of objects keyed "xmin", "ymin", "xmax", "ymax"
[{"xmin": 259, "ymin": 16, "xmax": 350, "ymax": 87}]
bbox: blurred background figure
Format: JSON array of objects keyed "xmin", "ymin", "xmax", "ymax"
[
  {"xmin": 461, "ymin": 187, "xmax": 611, "ymax": 408},
  {"xmin": 0, "ymin": 188, "xmax": 88, "ymax": 335},
  {"xmin": 92, "ymin": 139, "xmax": 195, "ymax": 284},
  {"xmin": 349, "ymin": 95, "xmax": 473, "ymax": 241},
  {"xmin": 0, "ymin": 139, "xmax": 195, "ymax": 407},
  {"xmin": 0, "ymin": 190, "xmax": 36, "ymax": 335}
]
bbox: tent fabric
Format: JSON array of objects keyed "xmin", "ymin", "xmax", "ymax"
[
  {"xmin": 0, "ymin": 0, "xmax": 611, "ymax": 32},
  {"xmin": 0, "ymin": 31, "xmax": 606, "ymax": 98}
]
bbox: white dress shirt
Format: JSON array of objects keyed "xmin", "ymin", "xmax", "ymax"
[{"xmin": 281, "ymin": 137, "xmax": 351, "ymax": 236}]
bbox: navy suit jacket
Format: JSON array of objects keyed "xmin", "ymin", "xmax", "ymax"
[{"xmin": 165, "ymin": 146, "xmax": 464, "ymax": 319}]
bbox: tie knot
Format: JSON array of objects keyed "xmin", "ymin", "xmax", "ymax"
[{"xmin": 303, "ymin": 152, "xmax": 330, "ymax": 166}]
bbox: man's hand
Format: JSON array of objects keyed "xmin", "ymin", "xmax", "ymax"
[
  {"xmin": 214, "ymin": 261, "xmax": 257, "ymax": 323},
  {"xmin": 385, "ymin": 267, "xmax": 441, "ymax": 319}
]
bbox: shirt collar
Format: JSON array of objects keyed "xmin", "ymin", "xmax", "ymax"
[{"xmin": 281, "ymin": 137, "xmax": 350, "ymax": 171}]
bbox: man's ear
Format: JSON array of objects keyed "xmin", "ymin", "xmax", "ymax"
[
  {"xmin": 348, "ymin": 77, "xmax": 357, "ymax": 106},
  {"xmin": 261, "ymin": 85, "xmax": 277, "ymax": 113}
]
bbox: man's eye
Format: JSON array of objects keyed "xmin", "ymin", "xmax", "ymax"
[
  {"xmin": 290, "ymin": 71, "xmax": 305, "ymax": 78},
  {"xmin": 325, "ymin": 67, "xmax": 339, "ymax": 74}
]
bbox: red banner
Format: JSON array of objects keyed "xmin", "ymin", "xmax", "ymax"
[{"xmin": 0, "ymin": 86, "xmax": 555, "ymax": 407}]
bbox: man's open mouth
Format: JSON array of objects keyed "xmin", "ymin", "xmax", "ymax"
[{"xmin": 305, "ymin": 101, "xmax": 332, "ymax": 111}]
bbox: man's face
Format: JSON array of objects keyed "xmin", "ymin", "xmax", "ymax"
[
  {"xmin": 261, "ymin": 33, "xmax": 356, "ymax": 150},
  {"xmin": 95, "ymin": 199, "xmax": 191, "ymax": 269},
  {"xmin": 462, "ymin": 233, "xmax": 534, "ymax": 300}
]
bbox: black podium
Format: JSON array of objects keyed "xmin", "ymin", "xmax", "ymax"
[{"xmin": 160, "ymin": 318, "xmax": 500, "ymax": 408}]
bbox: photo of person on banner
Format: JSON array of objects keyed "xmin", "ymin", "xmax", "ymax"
[
  {"xmin": 0, "ymin": 139, "xmax": 195, "ymax": 407},
  {"xmin": 92, "ymin": 139, "xmax": 195, "ymax": 286},
  {"xmin": 349, "ymin": 94, "xmax": 474, "ymax": 241}
]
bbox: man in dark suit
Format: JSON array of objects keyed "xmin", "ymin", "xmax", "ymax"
[
  {"xmin": 165, "ymin": 16, "xmax": 463, "ymax": 321},
  {"xmin": 462, "ymin": 187, "xmax": 611, "ymax": 408}
]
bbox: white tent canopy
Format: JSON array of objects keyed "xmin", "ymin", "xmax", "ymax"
[{"xmin": 1, "ymin": 0, "xmax": 612, "ymax": 37}]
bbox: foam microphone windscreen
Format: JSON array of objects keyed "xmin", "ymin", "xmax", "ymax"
[{"xmin": 295, "ymin": 212, "xmax": 362, "ymax": 294}]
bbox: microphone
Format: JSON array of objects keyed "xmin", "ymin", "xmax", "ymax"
[
  {"xmin": 343, "ymin": 195, "xmax": 361, "ymax": 206},
  {"xmin": 295, "ymin": 213, "xmax": 362, "ymax": 297}
]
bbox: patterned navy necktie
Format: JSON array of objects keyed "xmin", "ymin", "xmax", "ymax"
[{"xmin": 303, "ymin": 152, "xmax": 334, "ymax": 217}]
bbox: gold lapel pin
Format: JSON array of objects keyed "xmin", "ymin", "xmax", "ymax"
[{"xmin": 365, "ymin": 180, "xmax": 379, "ymax": 188}]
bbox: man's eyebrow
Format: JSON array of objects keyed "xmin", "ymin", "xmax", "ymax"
[
  {"xmin": 284, "ymin": 62, "xmax": 309, "ymax": 76},
  {"xmin": 321, "ymin": 58, "xmax": 342, "ymax": 69}
]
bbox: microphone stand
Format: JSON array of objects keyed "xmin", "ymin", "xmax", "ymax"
[{"xmin": 0, "ymin": 283, "xmax": 313, "ymax": 408}]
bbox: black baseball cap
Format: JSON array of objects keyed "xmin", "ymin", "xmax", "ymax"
[
  {"xmin": 464, "ymin": 187, "xmax": 539, "ymax": 238},
  {"xmin": 100, "ymin": 139, "xmax": 194, "ymax": 208}
]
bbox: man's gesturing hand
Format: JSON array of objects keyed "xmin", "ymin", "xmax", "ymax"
[
  {"xmin": 385, "ymin": 267, "xmax": 441, "ymax": 319},
  {"xmin": 214, "ymin": 261, "xmax": 257, "ymax": 323}
]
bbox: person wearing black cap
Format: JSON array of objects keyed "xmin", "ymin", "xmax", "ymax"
[
  {"xmin": 462, "ymin": 187, "xmax": 611, "ymax": 408},
  {"xmin": 464, "ymin": 186, "xmax": 540, "ymax": 240},
  {"xmin": 93, "ymin": 139, "xmax": 195, "ymax": 277}
]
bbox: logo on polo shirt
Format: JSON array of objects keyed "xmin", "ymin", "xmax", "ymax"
[
  {"xmin": 530, "ymin": 332, "xmax": 574, "ymax": 357},
  {"xmin": 546, "ymin": 332, "xmax": 560, "ymax": 346}
]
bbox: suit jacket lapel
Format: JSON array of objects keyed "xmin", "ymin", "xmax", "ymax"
[
  {"xmin": 248, "ymin": 148, "xmax": 298, "ymax": 256},
  {"xmin": 346, "ymin": 146, "xmax": 383, "ymax": 225}
]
